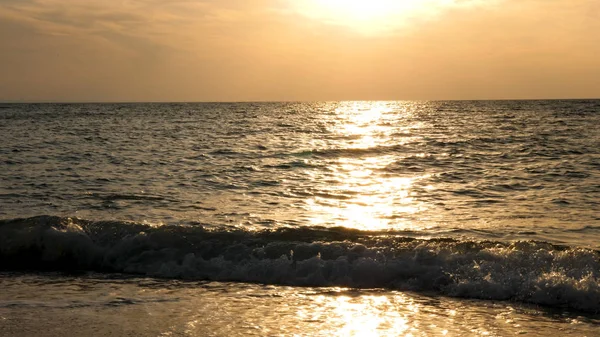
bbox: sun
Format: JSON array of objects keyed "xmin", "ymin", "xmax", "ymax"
[
  {"xmin": 290, "ymin": 0, "xmax": 431, "ymax": 34},
  {"xmin": 316, "ymin": 0, "xmax": 420, "ymax": 21}
]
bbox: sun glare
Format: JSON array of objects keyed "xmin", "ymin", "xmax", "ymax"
[
  {"xmin": 292, "ymin": 0, "xmax": 436, "ymax": 34},
  {"xmin": 317, "ymin": 0, "xmax": 418, "ymax": 21},
  {"xmin": 289, "ymin": 0, "xmax": 491, "ymax": 34}
]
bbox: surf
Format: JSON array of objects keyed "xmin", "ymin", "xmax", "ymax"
[{"xmin": 2, "ymin": 215, "xmax": 599, "ymax": 312}]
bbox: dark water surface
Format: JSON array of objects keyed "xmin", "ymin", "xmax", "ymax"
[{"xmin": 2, "ymin": 101, "xmax": 599, "ymax": 238}]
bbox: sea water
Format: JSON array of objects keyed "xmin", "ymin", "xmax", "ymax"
[{"xmin": 1, "ymin": 101, "xmax": 599, "ymax": 335}]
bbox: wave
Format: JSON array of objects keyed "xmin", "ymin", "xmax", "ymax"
[
  {"xmin": 1, "ymin": 216, "xmax": 600, "ymax": 313},
  {"xmin": 290, "ymin": 145, "xmax": 407, "ymax": 158}
]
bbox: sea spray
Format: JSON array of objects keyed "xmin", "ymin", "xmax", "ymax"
[{"xmin": 2, "ymin": 216, "xmax": 599, "ymax": 312}]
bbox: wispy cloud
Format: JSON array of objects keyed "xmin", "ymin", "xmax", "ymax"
[{"xmin": 0, "ymin": 0, "xmax": 276, "ymax": 53}]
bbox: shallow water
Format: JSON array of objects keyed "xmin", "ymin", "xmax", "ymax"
[
  {"xmin": 1, "ymin": 273, "xmax": 599, "ymax": 337},
  {"xmin": 1, "ymin": 101, "xmax": 600, "ymax": 334}
]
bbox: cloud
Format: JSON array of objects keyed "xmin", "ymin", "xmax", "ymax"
[
  {"xmin": 0, "ymin": 0, "xmax": 297, "ymax": 101},
  {"xmin": 0, "ymin": 0, "xmax": 277, "ymax": 53},
  {"xmin": 0, "ymin": 0, "xmax": 598, "ymax": 101}
]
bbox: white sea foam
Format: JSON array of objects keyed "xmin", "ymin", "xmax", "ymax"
[{"xmin": 2, "ymin": 216, "xmax": 599, "ymax": 312}]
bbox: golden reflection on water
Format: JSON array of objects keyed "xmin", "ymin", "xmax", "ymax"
[
  {"xmin": 306, "ymin": 101, "xmax": 429, "ymax": 231},
  {"xmin": 330, "ymin": 295, "xmax": 410, "ymax": 336},
  {"xmin": 294, "ymin": 291, "xmax": 438, "ymax": 337}
]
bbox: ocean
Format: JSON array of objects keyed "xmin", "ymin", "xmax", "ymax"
[{"xmin": 1, "ymin": 100, "xmax": 599, "ymax": 336}]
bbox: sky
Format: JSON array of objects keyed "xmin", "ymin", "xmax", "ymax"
[{"xmin": 0, "ymin": 0, "xmax": 599, "ymax": 102}]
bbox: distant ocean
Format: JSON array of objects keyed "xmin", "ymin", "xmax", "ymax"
[{"xmin": 1, "ymin": 101, "xmax": 599, "ymax": 336}]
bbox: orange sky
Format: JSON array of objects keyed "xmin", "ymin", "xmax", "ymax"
[{"xmin": 0, "ymin": 0, "xmax": 599, "ymax": 102}]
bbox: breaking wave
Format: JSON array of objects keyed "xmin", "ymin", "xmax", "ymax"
[{"xmin": 2, "ymin": 216, "xmax": 600, "ymax": 312}]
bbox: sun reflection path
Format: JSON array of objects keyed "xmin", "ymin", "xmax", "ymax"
[
  {"xmin": 295, "ymin": 291, "xmax": 430, "ymax": 337},
  {"xmin": 333, "ymin": 296, "xmax": 410, "ymax": 336},
  {"xmin": 304, "ymin": 102, "xmax": 430, "ymax": 231}
]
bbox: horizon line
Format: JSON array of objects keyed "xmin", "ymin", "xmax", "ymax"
[{"xmin": 1, "ymin": 97, "xmax": 599, "ymax": 104}]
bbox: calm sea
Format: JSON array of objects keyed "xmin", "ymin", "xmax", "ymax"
[{"xmin": 1, "ymin": 101, "xmax": 599, "ymax": 336}]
